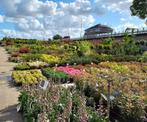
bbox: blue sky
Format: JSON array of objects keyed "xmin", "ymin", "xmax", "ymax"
[{"xmin": 0, "ymin": 0, "xmax": 146, "ymax": 39}]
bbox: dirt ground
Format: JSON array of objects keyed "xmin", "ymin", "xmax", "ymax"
[{"xmin": 0, "ymin": 47, "xmax": 23, "ymax": 122}]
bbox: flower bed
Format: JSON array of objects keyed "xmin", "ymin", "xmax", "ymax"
[
  {"xmin": 14, "ymin": 63, "xmax": 30, "ymax": 70},
  {"xmin": 27, "ymin": 61, "xmax": 48, "ymax": 68},
  {"xmin": 19, "ymin": 47, "xmax": 30, "ymax": 53},
  {"xmin": 40, "ymin": 54, "xmax": 60, "ymax": 64},
  {"xmin": 42, "ymin": 68, "xmax": 70, "ymax": 83},
  {"xmin": 12, "ymin": 70, "xmax": 46, "ymax": 84},
  {"xmin": 19, "ymin": 85, "xmax": 106, "ymax": 122},
  {"xmin": 14, "ymin": 61, "xmax": 48, "ymax": 70},
  {"xmin": 55, "ymin": 66, "xmax": 83, "ymax": 76}
]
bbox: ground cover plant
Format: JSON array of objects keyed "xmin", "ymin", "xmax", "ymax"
[{"xmin": 12, "ymin": 70, "xmax": 46, "ymax": 84}]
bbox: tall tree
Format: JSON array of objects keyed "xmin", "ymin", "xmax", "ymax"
[
  {"xmin": 130, "ymin": 0, "xmax": 147, "ymax": 19},
  {"xmin": 53, "ymin": 34, "xmax": 62, "ymax": 40}
]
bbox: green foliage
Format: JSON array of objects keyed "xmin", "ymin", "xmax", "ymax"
[
  {"xmin": 114, "ymin": 95, "xmax": 145, "ymax": 122},
  {"xmin": 29, "ymin": 45, "xmax": 49, "ymax": 54},
  {"xmin": 95, "ymin": 54, "xmax": 113, "ymax": 62},
  {"xmin": 14, "ymin": 63, "xmax": 30, "ymax": 70},
  {"xmin": 123, "ymin": 33, "xmax": 140, "ymax": 55},
  {"xmin": 130, "ymin": 0, "xmax": 147, "ymax": 19},
  {"xmin": 76, "ymin": 41, "xmax": 94, "ymax": 56},
  {"xmin": 19, "ymin": 86, "xmax": 106, "ymax": 122},
  {"xmin": 22, "ymin": 54, "xmax": 41, "ymax": 62},
  {"xmin": 139, "ymin": 51, "xmax": 147, "ymax": 62},
  {"xmin": 12, "ymin": 70, "xmax": 46, "ymax": 84},
  {"xmin": 96, "ymin": 35, "xmax": 140, "ymax": 56},
  {"xmin": 96, "ymin": 38, "xmax": 113, "ymax": 54},
  {"xmin": 18, "ymin": 91, "xmax": 41, "ymax": 122},
  {"xmin": 53, "ymin": 34, "xmax": 62, "ymax": 40},
  {"xmin": 42, "ymin": 68, "xmax": 70, "ymax": 82},
  {"xmin": 88, "ymin": 108, "xmax": 106, "ymax": 122},
  {"xmin": 68, "ymin": 55, "xmax": 98, "ymax": 65},
  {"xmin": 40, "ymin": 54, "xmax": 60, "ymax": 64}
]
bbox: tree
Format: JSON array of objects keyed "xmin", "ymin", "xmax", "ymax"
[
  {"xmin": 53, "ymin": 34, "xmax": 62, "ymax": 40},
  {"xmin": 130, "ymin": 0, "xmax": 147, "ymax": 19},
  {"xmin": 48, "ymin": 38, "xmax": 52, "ymax": 41}
]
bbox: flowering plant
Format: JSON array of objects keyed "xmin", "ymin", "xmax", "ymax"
[
  {"xmin": 12, "ymin": 70, "xmax": 46, "ymax": 84},
  {"xmin": 55, "ymin": 66, "xmax": 83, "ymax": 76},
  {"xmin": 27, "ymin": 61, "xmax": 48, "ymax": 68},
  {"xmin": 40, "ymin": 54, "xmax": 60, "ymax": 64},
  {"xmin": 19, "ymin": 47, "xmax": 30, "ymax": 53}
]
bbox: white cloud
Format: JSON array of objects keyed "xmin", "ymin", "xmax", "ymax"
[
  {"xmin": 0, "ymin": 0, "xmax": 20, "ymax": 17},
  {"xmin": 0, "ymin": 29, "xmax": 52, "ymax": 40},
  {"xmin": 0, "ymin": 0, "xmax": 143, "ymax": 40},
  {"xmin": 16, "ymin": 17, "xmax": 44, "ymax": 31},
  {"xmin": 59, "ymin": 0, "xmax": 105, "ymax": 16},
  {"xmin": 95, "ymin": 0, "xmax": 133, "ymax": 14},
  {"xmin": 120, "ymin": 18, "xmax": 127, "ymax": 22},
  {"xmin": 16, "ymin": 0, "xmax": 57, "ymax": 17},
  {"xmin": 0, "ymin": 0, "xmax": 58, "ymax": 17},
  {"xmin": 0, "ymin": 15, "xmax": 4, "ymax": 23},
  {"xmin": 114, "ymin": 22, "xmax": 146, "ymax": 32},
  {"xmin": 0, "ymin": 0, "xmax": 99, "ymax": 39}
]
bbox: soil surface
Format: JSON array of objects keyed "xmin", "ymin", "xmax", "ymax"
[{"xmin": 0, "ymin": 47, "xmax": 23, "ymax": 122}]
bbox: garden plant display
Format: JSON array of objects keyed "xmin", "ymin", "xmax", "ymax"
[
  {"xmin": 12, "ymin": 70, "xmax": 46, "ymax": 84},
  {"xmin": 19, "ymin": 84, "xmax": 106, "ymax": 122},
  {"xmin": 55, "ymin": 66, "xmax": 83, "ymax": 76},
  {"xmin": 40, "ymin": 54, "xmax": 60, "ymax": 64},
  {"xmin": 27, "ymin": 61, "xmax": 48, "ymax": 68},
  {"xmin": 1, "ymin": 37, "xmax": 147, "ymax": 122},
  {"xmin": 42, "ymin": 68, "xmax": 70, "ymax": 83}
]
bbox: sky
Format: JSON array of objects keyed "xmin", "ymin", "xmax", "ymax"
[{"xmin": 0, "ymin": 0, "xmax": 146, "ymax": 40}]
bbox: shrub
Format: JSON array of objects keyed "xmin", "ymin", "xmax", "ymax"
[
  {"xmin": 112, "ymin": 55, "xmax": 140, "ymax": 62},
  {"xmin": 14, "ymin": 63, "xmax": 30, "ymax": 70},
  {"xmin": 8, "ymin": 57, "xmax": 21, "ymax": 63},
  {"xmin": 18, "ymin": 91, "xmax": 41, "ymax": 122},
  {"xmin": 114, "ymin": 95, "xmax": 146, "ymax": 122},
  {"xmin": 19, "ymin": 47, "xmax": 30, "ymax": 53},
  {"xmin": 40, "ymin": 54, "xmax": 60, "ymax": 64},
  {"xmin": 139, "ymin": 51, "xmax": 147, "ymax": 62},
  {"xmin": 99, "ymin": 62, "xmax": 129, "ymax": 73},
  {"xmin": 27, "ymin": 61, "xmax": 48, "ymax": 68},
  {"xmin": 42, "ymin": 68, "xmax": 70, "ymax": 83},
  {"xmin": 95, "ymin": 54, "xmax": 113, "ymax": 62},
  {"xmin": 11, "ymin": 52, "xmax": 20, "ymax": 57},
  {"xmin": 76, "ymin": 41, "xmax": 94, "ymax": 56},
  {"xmin": 12, "ymin": 70, "xmax": 46, "ymax": 84},
  {"xmin": 68, "ymin": 56, "xmax": 98, "ymax": 65},
  {"xmin": 22, "ymin": 54, "xmax": 41, "ymax": 61}
]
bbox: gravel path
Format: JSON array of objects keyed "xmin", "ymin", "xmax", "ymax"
[{"xmin": 0, "ymin": 47, "xmax": 23, "ymax": 122}]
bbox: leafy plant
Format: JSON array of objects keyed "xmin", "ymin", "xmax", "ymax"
[
  {"xmin": 14, "ymin": 63, "xmax": 30, "ymax": 70},
  {"xmin": 19, "ymin": 85, "xmax": 106, "ymax": 122},
  {"xmin": 19, "ymin": 47, "xmax": 30, "ymax": 53},
  {"xmin": 40, "ymin": 54, "xmax": 60, "ymax": 64},
  {"xmin": 12, "ymin": 70, "xmax": 46, "ymax": 84},
  {"xmin": 139, "ymin": 51, "xmax": 147, "ymax": 62},
  {"xmin": 42, "ymin": 68, "xmax": 70, "ymax": 83},
  {"xmin": 22, "ymin": 54, "xmax": 41, "ymax": 62}
]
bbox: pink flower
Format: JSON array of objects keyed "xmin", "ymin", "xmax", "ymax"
[{"xmin": 55, "ymin": 66, "xmax": 83, "ymax": 76}]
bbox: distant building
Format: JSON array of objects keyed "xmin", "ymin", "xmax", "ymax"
[
  {"xmin": 62, "ymin": 36, "xmax": 70, "ymax": 41},
  {"xmin": 84, "ymin": 24, "xmax": 113, "ymax": 38}
]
